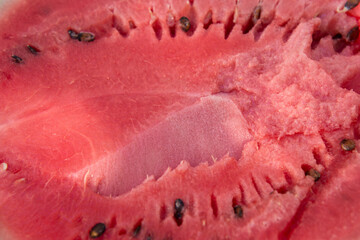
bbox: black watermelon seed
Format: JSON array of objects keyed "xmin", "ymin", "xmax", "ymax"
[
  {"xmin": 233, "ymin": 205, "xmax": 243, "ymax": 218},
  {"xmin": 174, "ymin": 199, "xmax": 185, "ymax": 214},
  {"xmin": 344, "ymin": 0, "xmax": 360, "ymax": 11},
  {"xmin": 179, "ymin": 17, "xmax": 191, "ymax": 32},
  {"xmin": 306, "ymin": 169, "xmax": 321, "ymax": 182},
  {"xmin": 68, "ymin": 29, "xmax": 79, "ymax": 39},
  {"xmin": 11, "ymin": 55, "xmax": 23, "ymax": 63},
  {"xmin": 341, "ymin": 139, "xmax": 356, "ymax": 151},
  {"xmin": 346, "ymin": 26, "xmax": 359, "ymax": 42},
  {"xmin": 89, "ymin": 223, "xmax": 106, "ymax": 239},
  {"xmin": 78, "ymin": 32, "xmax": 95, "ymax": 42},
  {"xmin": 27, "ymin": 45, "xmax": 40, "ymax": 55}
]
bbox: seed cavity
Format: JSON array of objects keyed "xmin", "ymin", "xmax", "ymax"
[
  {"xmin": 332, "ymin": 33, "xmax": 343, "ymax": 39},
  {"xmin": 306, "ymin": 169, "xmax": 321, "ymax": 182},
  {"xmin": 337, "ymin": 0, "xmax": 360, "ymax": 12},
  {"xmin": 346, "ymin": 26, "xmax": 359, "ymax": 42},
  {"xmin": 11, "ymin": 55, "xmax": 23, "ymax": 63},
  {"xmin": 27, "ymin": 45, "xmax": 40, "ymax": 55},
  {"xmin": 151, "ymin": 18, "xmax": 163, "ymax": 40},
  {"xmin": 332, "ymin": 34, "xmax": 348, "ymax": 53},
  {"xmin": 341, "ymin": 139, "xmax": 356, "ymax": 151},
  {"xmin": 174, "ymin": 198, "xmax": 185, "ymax": 226},
  {"xmin": 203, "ymin": 10, "xmax": 213, "ymax": 30},
  {"xmin": 179, "ymin": 16, "xmax": 191, "ymax": 32},
  {"xmin": 89, "ymin": 223, "xmax": 106, "ymax": 239},
  {"xmin": 129, "ymin": 20, "xmax": 137, "ymax": 29},
  {"xmin": 233, "ymin": 205, "xmax": 243, "ymax": 218},
  {"xmin": 224, "ymin": 11, "xmax": 236, "ymax": 39},
  {"xmin": 167, "ymin": 12, "xmax": 176, "ymax": 38}
]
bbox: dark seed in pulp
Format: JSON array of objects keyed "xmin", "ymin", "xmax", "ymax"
[
  {"xmin": 27, "ymin": 45, "xmax": 40, "ymax": 54},
  {"xmin": 179, "ymin": 17, "xmax": 191, "ymax": 32},
  {"xmin": 341, "ymin": 139, "xmax": 356, "ymax": 151},
  {"xmin": 11, "ymin": 55, "xmax": 23, "ymax": 63},
  {"xmin": 133, "ymin": 224, "xmax": 141, "ymax": 237},
  {"xmin": 78, "ymin": 32, "xmax": 95, "ymax": 42},
  {"xmin": 89, "ymin": 223, "xmax": 106, "ymax": 239},
  {"xmin": 68, "ymin": 29, "xmax": 79, "ymax": 39},
  {"xmin": 346, "ymin": 26, "xmax": 359, "ymax": 42},
  {"xmin": 233, "ymin": 205, "xmax": 243, "ymax": 218},
  {"xmin": 252, "ymin": 5, "xmax": 262, "ymax": 24},
  {"xmin": 344, "ymin": 0, "xmax": 360, "ymax": 11},
  {"xmin": 306, "ymin": 169, "xmax": 321, "ymax": 182},
  {"xmin": 174, "ymin": 198, "xmax": 185, "ymax": 214}
]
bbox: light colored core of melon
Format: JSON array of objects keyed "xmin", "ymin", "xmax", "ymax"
[{"xmin": 78, "ymin": 95, "xmax": 251, "ymax": 196}]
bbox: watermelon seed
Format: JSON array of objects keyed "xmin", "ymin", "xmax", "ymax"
[
  {"xmin": 89, "ymin": 223, "xmax": 106, "ymax": 239},
  {"xmin": 174, "ymin": 198, "xmax": 185, "ymax": 226},
  {"xmin": 233, "ymin": 205, "xmax": 243, "ymax": 218},
  {"xmin": 337, "ymin": 0, "xmax": 360, "ymax": 12},
  {"xmin": 243, "ymin": 5, "xmax": 262, "ymax": 34},
  {"xmin": 340, "ymin": 139, "xmax": 356, "ymax": 151},
  {"xmin": 305, "ymin": 169, "xmax": 321, "ymax": 182},
  {"xmin": 27, "ymin": 45, "xmax": 40, "ymax": 54},
  {"xmin": 224, "ymin": 11, "xmax": 235, "ymax": 39},
  {"xmin": 179, "ymin": 16, "xmax": 191, "ymax": 32},
  {"xmin": 252, "ymin": 5, "xmax": 262, "ymax": 25},
  {"xmin": 203, "ymin": 10, "xmax": 213, "ymax": 30},
  {"xmin": 174, "ymin": 198, "xmax": 185, "ymax": 213},
  {"xmin": 68, "ymin": 29, "xmax": 79, "ymax": 39},
  {"xmin": 11, "ymin": 55, "xmax": 23, "ymax": 63},
  {"xmin": 78, "ymin": 32, "xmax": 95, "ymax": 42},
  {"xmin": 132, "ymin": 219, "xmax": 143, "ymax": 237},
  {"xmin": 346, "ymin": 26, "xmax": 359, "ymax": 42}
]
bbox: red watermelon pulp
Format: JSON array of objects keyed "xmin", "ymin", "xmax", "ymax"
[{"xmin": 1, "ymin": 0, "xmax": 360, "ymax": 239}]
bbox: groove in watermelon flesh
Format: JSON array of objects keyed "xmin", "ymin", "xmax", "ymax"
[{"xmin": 0, "ymin": 0, "xmax": 360, "ymax": 239}]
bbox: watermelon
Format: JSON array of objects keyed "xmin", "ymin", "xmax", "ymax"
[{"xmin": 1, "ymin": 0, "xmax": 360, "ymax": 239}]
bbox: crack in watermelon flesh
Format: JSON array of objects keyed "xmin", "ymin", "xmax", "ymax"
[{"xmin": 1, "ymin": 0, "xmax": 360, "ymax": 239}]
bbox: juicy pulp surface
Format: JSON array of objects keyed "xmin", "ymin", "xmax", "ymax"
[{"xmin": 0, "ymin": 0, "xmax": 360, "ymax": 239}]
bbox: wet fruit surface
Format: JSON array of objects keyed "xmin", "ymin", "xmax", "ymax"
[{"xmin": 0, "ymin": 0, "xmax": 360, "ymax": 240}]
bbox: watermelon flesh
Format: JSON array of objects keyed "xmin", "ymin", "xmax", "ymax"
[{"xmin": 1, "ymin": 0, "xmax": 360, "ymax": 239}]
